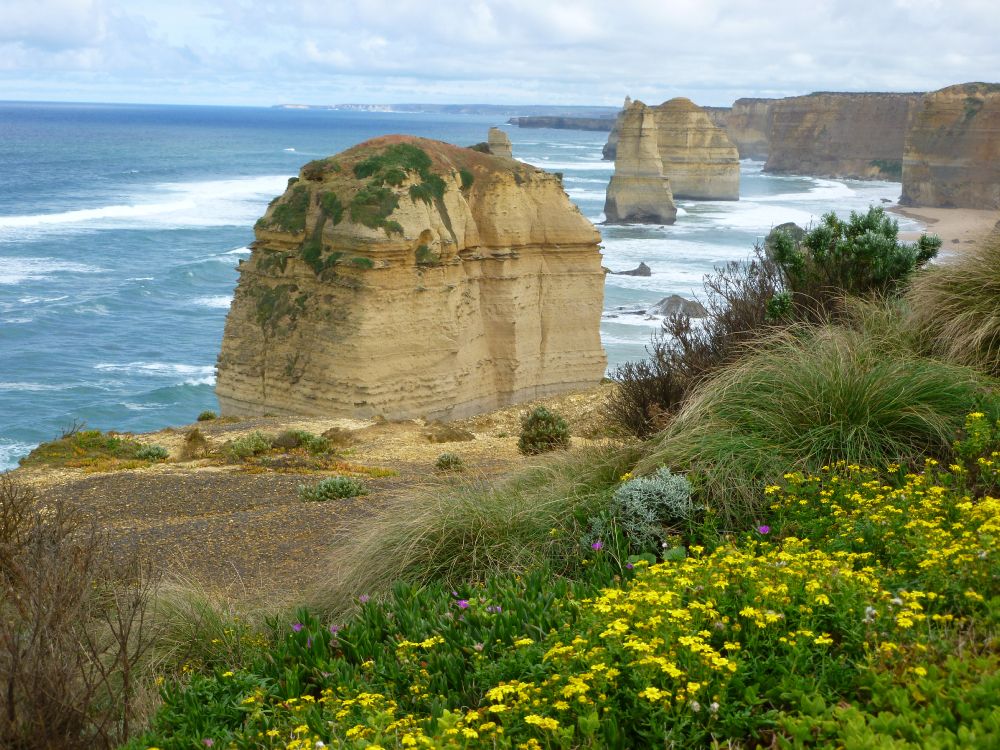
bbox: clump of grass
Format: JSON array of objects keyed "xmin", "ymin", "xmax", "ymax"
[
  {"xmin": 180, "ymin": 428, "xmax": 209, "ymax": 460},
  {"xmin": 640, "ymin": 322, "xmax": 997, "ymax": 527},
  {"xmin": 224, "ymin": 431, "xmax": 273, "ymax": 461},
  {"xmin": 907, "ymin": 234, "xmax": 1000, "ymax": 376},
  {"xmin": 196, "ymin": 410, "xmax": 217, "ymax": 422},
  {"xmin": 272, "ymin": 430, "xmax": 330, "ymax": 454},
  {"xmin": 19, "ymin": 427, "xmax": 155, "ymax": 469},
  {"xmin": 434, "ymin": 452, "xmax": 465, "ymax": 472},
  {"xmin": 267, "ymin": 184, "xmax": 310, "ymax": 233},
  {"xmin": 298, "ymin": 476, "xmax": 368, "ymax": 502},
  {"xmin": 518, "ymin": 406, "xmax": 570, "ymax": 455},
  {"xmin": 307, "ymin": 443, "xmax": 639, "ymax": 618},
  {"xmin": 135, "ymin": 445, "xmax": 169, "ymax": 462}
]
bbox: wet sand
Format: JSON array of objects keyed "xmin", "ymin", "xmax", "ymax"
[{"xmin": 892, "ymin": 205, "xmax": 999, "ymax": 251}]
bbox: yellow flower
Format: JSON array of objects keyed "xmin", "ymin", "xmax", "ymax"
[{"xmin": 524, "ymin": 714, "xmax": 560, "ymax": 731}]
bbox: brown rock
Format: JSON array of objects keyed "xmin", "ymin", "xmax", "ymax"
[
  {"xmin": 612, "ymin": 262, "xmax": 652, "ymax": 277},
  {"xmin": 653, "ymin": 98, "xmax": 740, "ymax": 200},
  {"xmin": 765, "ymin": 92, "xmax": 921, "ymax": 179},
  {"xmin": 604, "ymin": 100, "xmax": 677, "ymax": 224},
  {"xmin": 725, "ymin": 98, "xmax": 774, "ymax": 160},
  {"xmin": 649, "ymin": 294, "xmax": 707, "ymax": 318},
  {"xmin": 602, "ymin": 96, "xmax": 630, "ymax": 161},
  {"xmin": 487, "ymin": 127, "xmax": 513, "ymax": 159},
  {"xmin": 216, "ymin": 135, "xmax": 607, "ymax": 421},
  {"xmin": 423, "ymin": 422, "xmax": 476, "ymax": 443},
  {"xmin": 902, "ymin": 82, "xmax": 1000, "ymax": 209}
]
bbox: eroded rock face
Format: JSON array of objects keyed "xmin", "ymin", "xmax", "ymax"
[
  {"xmin": 725, "ymin": 98, "xmax": 774, "ymax": 160},
  {"xmin": 602, "ymin": 96, "xmax": 631, "ymax": 161},
  {"xmin": 487, "ymin": 127, "xmax": 513, "ymax": 159},
  {"xmin": 216, "ymin": 136, "xmax": 607, "ymax": 420},
  {"xmin": 902, "ymin": 83, "xmax": 1000, "ymax": 209},
  {"xmin": 765, "ymin": 92, "xmax": 921, "ymax": 179},
  {"xmin": 654, "ymin": 98, "xmax": 740, "ymax": 200},
  {"xmin": 604, "ymin": 101, "xmax": 677, "ymax": 224}
]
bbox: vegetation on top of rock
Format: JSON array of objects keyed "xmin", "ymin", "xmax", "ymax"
[
  {"xmin": 459, "ymin": 168, "xmax": 475, "ymax": 190},
  {"xmin": 196, "ymin": 410, "xmax": 217, "ymax": 422},
  {"xmin": 19, "ymin": 427, "xmax": 166, "ymax": 471},
  {"xmin": 349, "ymin": 185, "xmax": 402, "ymax": 233},
  {"xmin": 353, "ymin": 142, "xmax": 434, "ymax": 181},
  {"xmin": 319, "ymin": 191, "xmax": 344, "ymax": 225},
  {"xmin": 266, "ymin": 184, "xmax": 310, "ymax": 233}
]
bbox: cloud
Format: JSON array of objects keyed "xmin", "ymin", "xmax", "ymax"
[{"xmin": 1, "ymin": 0, "xmax": 998, "ymax": 105}]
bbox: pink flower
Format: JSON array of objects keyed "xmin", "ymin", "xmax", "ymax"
[
  {"xmin": 291, "ymin": 622, "xmax": 303, "ymax": 633},
  {"xmin": 591, "ymin": 540, "xmax": 603, "ymax": 551},
  {"xmin": 359, "ymin": 594, "xmax": 370, "ymax": 604},
  {"xmin": 757, "ymin": 525, "xmax": 770, "ymax": 535},
  {"xmin": 456, "ymin": 599, "xmax": 470, "ymax": 609}
]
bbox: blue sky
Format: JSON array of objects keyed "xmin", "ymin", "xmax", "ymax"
[{"xmin": 2, "ymin": 0, "xmax": 998, "ymax": 106}]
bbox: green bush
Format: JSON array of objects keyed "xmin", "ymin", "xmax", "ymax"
[
  {"xmin": 641, "ymin": 323, "xmax": 998, "ymax": 526},
  {"xmin": 268, "ymin": 184, "xmax": 309, "ymax": 233},
  {"xmin": 225, "ymin": 431, "xmax": 273, "ymax": 461},
  {"xmin": 196, "ymin": 410, "xmax": 217, "ymax": 422},
  {"xmin": 459, "ymin": 168, "xmax": 475, "ymax": 190},
  {"xmin": 907, "ymin": 234, "xmax": 1000, "ymax": 376},
  {"xmin": 135, "ymin": 445, "xmax": 169, "ymax": 462},
  {"xmin": 349, "ymin": 185, "xmax": 400, "ymax": 232},
  {"xmin": 298, "ymin": 476, "xmax": 368, "ymax": 502},
  {"xmin": 517, "ymin": 406, "xmax": 570, "ymax": 455},
  {"xmin": 598, "ymin": 468, "xmax": 694, "ymax": 553},
  {"xmin": 18, "ymin": 427, "xmax": 149, "ymax": 468},
  {"xmin": 434, "ymin": 452, "xmax": 465, "ymax": 472}
]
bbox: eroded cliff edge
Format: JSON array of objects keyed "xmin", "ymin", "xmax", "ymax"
[
  {"xmin": 902, "ymin": 83, "xmax": 1000, "ymax": 209},
  {"xmin": 216, "ymin": 136, "xmax": 607, "ymax": 420}
]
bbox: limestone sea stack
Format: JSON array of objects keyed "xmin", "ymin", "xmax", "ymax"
[
  {"xmin": 902, "ymin": 83, "xmax": 1000, "ymax": 209},
  {"xmin": 487, "ymin": 127, "xmax": 513, "ymax": 159},
  {"xmin": 604, "ymin": 100, "xmax": 677, "ymax": 224},
  {"xmin": 653, "ymin": 97, "xmax": 740, "ymax": 200},
  {"xmin": 765, "ymin": 92, "xmax": 921, "ymax": 179},
  {"xmin": 602, "ymin": 96, "xmax": 630, "ymax": 161},
  {"xmin": 216, "ymin": 135, "xmax": 607, "ymax": 420}
]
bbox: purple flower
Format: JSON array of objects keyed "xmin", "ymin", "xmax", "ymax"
[
  {"xmin": 591, "ymin": 540, "xmax": 603, "ymax": 551},
  {"xmin": 456, "ymin": 599, "xmax": 470, "ymax": 609},
  {"xmin": 202, "ymin": 740, "xmax": 214, "ymax": 748},
  {"xmin": 306, "ymin": 637, "xmax": 313, "ymax": 649},
  {"xmin": 359, "ymin": 594, "xmax": 370, "ymax": 604},
  {"xmin": 626, "ymin": 562, "xmax": 634, "ymax": 570},
  {"xmin": 757, "ymin": 525, "xmax": 771, "ymax": 535},
  {"xmin": 486, "ymin": 605, "xmax": 502, "ymax": 614},
  {"xmin": 329, "ymin": 624, "xmax": 340, "ymax": 635},
  {"xmin": 291, "ymin": 622, "xmax": 303, "ymax": 633}
]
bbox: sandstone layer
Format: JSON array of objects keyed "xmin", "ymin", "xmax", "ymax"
[
  {"xmin": 902, "ymin": 83, "xmax": 1000, "ymax": 209},
  {"xmin": 487, "ymin": 127, "xmax": 513, "ymax": 159},
  {"xmin": 765, "ymin": 92, "xmax": 922, "ymax": 179},
  {"xmin": 724, "ymin": 98, "xmax": 774, "ymax": 160},
  {"xmin": 653, "ymin": 98, "xmax": 740, "ymax": 200},
  {"xmin": 604, "ymin": 101, "xmax": 677, "ymax": 224},
  {"xmin": 601, "ymin": 96, "xmax": 630, "ymax": 160},
  {"xmin": 216, "ymin": 136, "xmax": 607, "ymax": 420}
]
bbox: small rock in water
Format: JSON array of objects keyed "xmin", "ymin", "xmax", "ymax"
[
  {"xmin": 613, "ymin": 261, "xmax": 652, "ymax": 277},
  {"xmin": 648, "ymin": 294, "xmax": 708, "ymax": 318}
]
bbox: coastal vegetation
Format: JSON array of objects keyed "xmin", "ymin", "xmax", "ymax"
[{"xmin": 5, "ymin": 210, "xmax": 999, "ymax": 748}]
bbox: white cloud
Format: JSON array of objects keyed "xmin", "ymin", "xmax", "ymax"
[{"xmin": 0, "ymin": 0, "xmax": 998, "ymax": 105}]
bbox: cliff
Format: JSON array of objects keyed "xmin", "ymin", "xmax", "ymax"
[
  {"xmin": 765, "ymin": 92, "xmax": 922, "ymax": 179},
  {"xmin": 653, "ymin": 98, "xmax": 740, "ymax": 200},
  {"xmin": 902, "ymin": 83, "xmax": 1000, "ymax": 209},
  {"xmin": 216, "ymin": 135, "xmax": 607, "ymax": 420},
  {"xmin": 509, "ymin": 116, "xmax": 616, "ymax": 132},
  {"xmin": 725, "ymin": 98, "xmax": 774, "ymax": 160},
  {"xmin": 487, "ymin": 127, "xmax": 513, "ymax": 159},
  {"xmin": 602, "ymin": 96, "xmax": 630, "ymax": 160},
  {"xmin": 604, "ymin": 101, "xmax": 677, "ymax": 224}
]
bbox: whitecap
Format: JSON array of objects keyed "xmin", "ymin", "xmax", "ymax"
[
  {"xmin": 283, "ymin": 147, "xmax": 297, "ymax": 152},
  {"xmin": 0, "ymin": 257, "xmax": 103, "ymax": 285},
  {"xmin": 193, "ymin": 295, "xmax": 233, "ymax": 309},
  {"xmin": 0, "ymin": 382, "xmax": 67, "ymax": 392},
  {"xmin": 73, "ymin": 303, "xmax": 110, "ymax": 316},
  {"xmin": 0, "ymin": 440, "xmax": 36, "ymax": 471},
  {"xmin": 94, "ymin": 361, "xmax": 215, "ymax": 378},
  {"xmin": 519, "ymin": 159, "xmax": 614, "ymax": 171},
  {"xmin": 223, "ymin": 246, "xmax": 251, "ymax": 255},
  {"xmin": 17, "ymin": 294, "xmax": 69, "ymax": 304}
]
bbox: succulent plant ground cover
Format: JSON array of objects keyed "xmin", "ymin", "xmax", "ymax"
[{"xmin": 128, "ymin": 413, "xmax": 1000, "ymax": 750}]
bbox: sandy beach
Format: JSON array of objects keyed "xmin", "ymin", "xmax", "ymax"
[{"xmin": 892, "ymin": 205, "xmax": 999, "ymax": 250}]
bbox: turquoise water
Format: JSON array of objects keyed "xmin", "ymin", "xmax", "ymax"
[{"xmin": 0, "ymin": 103, "xmax": 917, "ymax": 468}]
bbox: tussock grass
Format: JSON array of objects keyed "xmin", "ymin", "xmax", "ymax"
[
  {"xmin": 907, "ymin": 235, "xmax": 1000, "ymax": 376},
  {"xmin": 640, "ymin": 322, "xmax": 997, "ymax": 527},
  {"xmin": 307, "ymin": 443, "xmax": 639, "ymax": 618}
]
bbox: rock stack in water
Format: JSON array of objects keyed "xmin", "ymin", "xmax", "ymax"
[
  {"xmin": 487, "ymin": 127, "xmax": 513, "ymax": 159},
  {"xmin": 604, "ymin": 100, "xmax": 677, "ymax": 224},
  {"xmin": 654, "ymin": 97, "xmax": 740, "ymax": 200},
  {"xmin": 902, "ymin": 83, "xmax": 1000, "ymax": 209},
  {"xmin": 215, "ymin": 136, "xmax": 607, "ymax": 420}
]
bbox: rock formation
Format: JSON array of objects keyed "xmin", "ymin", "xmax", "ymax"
[
  {"xmin": 649, "ymin": 294, "xmax": 707, "ymax": 318},
  {"xmin": 509, "ymin": 116, "xmax": 616, "ymax": 131},
  {"xmin": 612, "ymin": 262, "xmax": 652, "ymax": 277},
  {"xmin": 653, "ymin": 98, "xmax": 740, "ymax": 200},
  {"xmin": 902, "ymin": 83, "xmax": 1000, "ymax": 209},
  {"xmin": 602, "ymin": 96, "xmax": 631, "ymax": 160},
  {"xmin": 216, "ymin": 135, "xmax": 607, "ymax": 420},
  {"xmin": 487, "ymin": 127, "xmax": 513, "ymax": 159},
  {"xmin": 724, "ymin": 98, "xmax": 774, "ymax": 160},
  {"xmin": 765, "ymin": 92, "xmax": 922, "ymax": 179},
  {"xmin": 604, "ymin": 101, "xmax": 677, "ymax": 224}
]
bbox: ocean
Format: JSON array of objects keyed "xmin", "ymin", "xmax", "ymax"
[{"xmin": 0, "ymin": 102, "xmax": 918, "ymax": 469}]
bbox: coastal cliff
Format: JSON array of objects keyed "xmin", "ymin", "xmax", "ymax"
[
  {"xmin": 724, "ymin": 98, "xmax": 773, "ymax": 160},
  {"xmin": 654, "ymin": 98, "xmax": 740, "ymax": 200},
  {"xmin": 765, "ymin": 92, "xmax": 921, "ymax": 179},
  {"xmin": 509, "ymin": 116, "xmax": 616, "ymax": 131},
  {"xmin": 604, "ymin": 101, "xmax": 677, "ymax": 224},
  {"xmin": 216, "ymin": 135, "xmax": 607, "ymax": 420},
  {"xmin": 902, "ymin": 83, "xmax": 1000, "ymax": 209}
]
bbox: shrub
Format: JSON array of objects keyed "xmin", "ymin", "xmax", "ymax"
[
  {"xmin": 135, "ymin": 444, "xmax": 169, "ymax": 461},
  {"xmin": 602, "ymin": 468, "xmax": 693, "ymax": 553},
  {"xmin": 225, "ymin": 431, "xmax": 273, "ymax": 461},
  {"xmin": 180, "ymin": 427, "xmax": 209, "ymax": 460},
  {"xmin": 268, "ymin": 184, "xmax": 310, "ymax": 233},
  {"xmin": 0, "ymin": 476, "xmax": 158, "ymax": 749},
  {"xmin": 298, "ymin": 476, "xmax": 368, "ymax": 502},
  {"xmin": 517, "ymin": 407, "xmax": 570, "ymax": 455},
  {"xmin": 640, "ymin": 323, "xmax": 997, "ymax": 526},
  {"xmin": 770, "ymin": 206, "xmax": 940, "ymax": 319},
  {"xmin": 349, "ymin": 185, "xmax": 400, "ymax": 232},
  {"xmin": 272, "ymin": 430, "xmax": 329, "ymax": 454},
  {"xmin": 196, "ymin": 410, "xmax": 217, "ymax": 421},
  {"xmin": 459, "ymin": 168, "xmax": 475, "ymax": 190},
  {"xmin": 19, "ymin": 428, "xmax": 149, "ymax": 469},
  {"xmin": 435, "ymin": 452, "xmax": 465, "ymax": 472},
  {"xmin": 907, "ymin": 234, "xmax": 1000, "ymax": 376},
  {"xmin": 306, "ymin": 444, "xmax": 639, "ymax": 617}
]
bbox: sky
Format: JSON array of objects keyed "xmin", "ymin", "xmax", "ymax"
[{"xmin": 1, "ymin": 0, "xmax": 998, "ymax": 107}]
